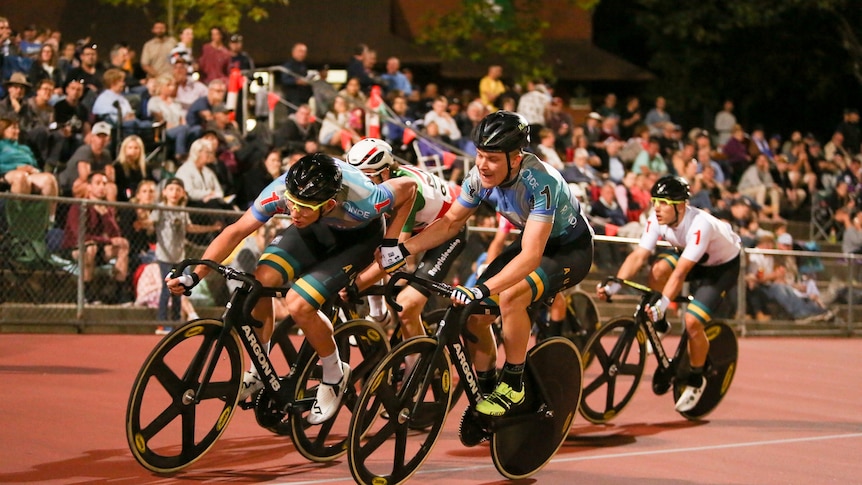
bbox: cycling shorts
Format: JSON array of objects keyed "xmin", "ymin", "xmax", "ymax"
[
  {"xmin": 656, "ymin": 252, "xmax": 740, "ymax": 324},
  {"xmin": 410, "ymin": 225, "xmax": 469, "ymax": 297}
]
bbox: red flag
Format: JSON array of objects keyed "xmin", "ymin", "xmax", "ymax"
[
  {"xmin": 442, "ymin": 151, "xmax": 457, "ymax": 169},
  {"xmin": 267, "ymin": 92, "xmax": 280, "ymax": 111},
  {"xmin": 340, "ymin": 130, "xmax": 353, "ymax": 151},
  {"xmin": 402, "ymin": 128, "xmax": 416, "ymax": 145}
]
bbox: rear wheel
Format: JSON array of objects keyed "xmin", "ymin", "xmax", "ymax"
[
  {"xmin": 673, "ymin": 321, "xmax": 738, "ymax": 420},
  {"xmin": 578, "ymin": 317, "xmax": 646, "ymax": 424},
  {"xmin": 491, "ymin": 337, "xmax": 583, "ymax": 479}
]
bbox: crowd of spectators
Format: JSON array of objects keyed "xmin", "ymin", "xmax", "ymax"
[{"xmin": 0, "ymin": 16, "xmax": 857, "ymax": 320}]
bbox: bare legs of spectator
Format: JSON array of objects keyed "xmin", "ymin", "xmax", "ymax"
[{"xmin": 3, "ymin": 169, "xmax": 59, "ymax": 220}]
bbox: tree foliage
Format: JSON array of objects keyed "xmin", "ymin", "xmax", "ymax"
[
  {"xmin": 417, "ymin": 0, "xmax": 600, "ymax": 84},
  {"xmin": 618, "ymin": 0, "xmax": 862, "ymax": 133},
  {"xmin": 97, "ymin": 0, "xmax": 289, "ymax": 38}
]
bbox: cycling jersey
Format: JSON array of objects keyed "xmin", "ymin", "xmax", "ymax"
[
  {"xmin": 457, "ymin": 152, "xmax": 592, "ymax": 243},
  {"xmin": 251, "ymin": 160, "xmax": 395, "ymax": 230},
  {"xmin": 394, "ymin": 164, "xmax": 456, "ymax": 234},
  {"xmin": 639, "ymin": 206, "xmax": 741, "ymax": 265}
]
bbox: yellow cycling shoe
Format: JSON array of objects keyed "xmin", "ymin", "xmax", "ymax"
[{"xmin": 476, "ymin": 382, "xmax": 525, "ymax": 417}]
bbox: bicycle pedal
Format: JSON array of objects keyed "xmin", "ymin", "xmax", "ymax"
[
  {"xmin": 459, "ymin": 408, "xmax": 491, "ymax": 447},
  {"xmin": 238, "ymin": 400, "xmax": 256, "ymax": 410}
]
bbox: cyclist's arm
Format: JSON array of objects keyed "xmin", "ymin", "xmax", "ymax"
[
  {"xmin": 482, "ymin": 218, "xmax": 552, "ymax": 296},
  {"xmin": 192, "ymin": 210, "xmax": 264, "ymax": 280},
  {"xmin": 381, "ymin": 177, "xmax": 418, "ymax": 240},
  {"xmin": 353, "ymin": 261, "xmax": 386, "ymax": 292},
  {"xmin": 403, "ymin": 200, "xmax": 474, "ymax": 256},
  {"xmin": 616, "ymin": 246, "xmax": 651, "ymax": 281}
]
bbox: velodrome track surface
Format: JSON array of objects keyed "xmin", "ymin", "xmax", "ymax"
[{"xmin": 1, "ymin": 333, "xmax": 860, "ymax": 484}]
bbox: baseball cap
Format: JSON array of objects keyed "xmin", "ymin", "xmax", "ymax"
[
  {"xmin": 211, "ymin": 103, "xmax": 232, "ymax": 114},
  {"xmin": 777, "ymin": 233, "xmax": 793, "ymax": 246},
  {"xmin": 92, "ymin": 121, "xmax": 112, "ymax": 136},
  {"xmin": 164, "ymin": 177, "xmax": 185, "ymax": 190},
  {"xmin": 229, "ymin": 34, "xmax": 243, "ymax": 43}
]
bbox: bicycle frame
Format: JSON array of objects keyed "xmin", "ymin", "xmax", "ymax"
[{"xmin": 175, "ymin": 259, "xmax": 313, "ymax": 412}]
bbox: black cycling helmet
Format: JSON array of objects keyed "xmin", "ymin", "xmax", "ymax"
[
  {"xmin": 285, "ymin": 153, "xmax": 343, "ymax": 203},
  {"xmin": 472, "ymin": 110, "xmax": 530, "ymax": 153},
  {"xmin": 650, "ymin": 175, "xmax": 690, "ymax": 201}
]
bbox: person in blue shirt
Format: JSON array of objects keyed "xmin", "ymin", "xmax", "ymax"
[
  {"xmin": 167, "ymin": 153, "xmax": 417, "ymax": 425},
  {"xmin": 381, "ymin": 111, "xmax": 594, "ymax": 419}
]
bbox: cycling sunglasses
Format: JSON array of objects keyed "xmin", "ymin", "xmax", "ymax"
[
  {"xmin": 651, "ymin": 197, "xmax": 685, "ymax": 206},
  {"xmin": 285, "ymin": 192, "xmax": 330, "ymax": 212}
]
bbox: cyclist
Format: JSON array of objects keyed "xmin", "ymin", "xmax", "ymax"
[
  {"xmin": 597, "ymin": 174, "xmax": 741, "ymax": 412},
  {"xmin": 167, "ymin": 153, "xmax": 417, "ymax": 424},
  {"xmin": 380, "ymin": 111, "xmax": 594, "ymax": 417},
  {"xmin": 346, "ymin": 138, "xmax": 466, "ymax": 340}
]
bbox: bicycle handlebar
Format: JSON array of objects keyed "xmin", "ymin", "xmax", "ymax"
[
  {"xmin": 602, "ymin": 276, "xmax": 692, "ymax": 304},
  {"xmin": 171, "ymin": 259, "xmax": 264, "ymax": 325},
  {"xmin": 385, "ymin": 272, "xmax": 454, "ymax": 312}
]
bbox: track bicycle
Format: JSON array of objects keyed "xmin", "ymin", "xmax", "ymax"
[
  {"xmin": 579, "ymin": 276, "xmax": 738, "ymax": 423},
  {"xmin": 532, "ymin": 287, "xmax": 601, "ymax": 360},
  {"xmin": 125, "ymin": 258, "xmax": 390, "ymax": 473},
  {"xmin": 347, "ymin": 272, "xmax": 583, "ymax": 484}
]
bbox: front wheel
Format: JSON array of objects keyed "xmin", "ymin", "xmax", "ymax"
[
  {"xmin": 578, "ymin": 316, "xmax": 646, "ymax": 424},
  {"xmin": 673, "ymin": 321, "xmax": 738, "ymax": 420},
  {"xmin": 126, "ymin": 319, "xmax": 243, "ymax": 473},
  {"xmin": 348, "ymin": 337, "xmax": 452, "ymax": 485}
]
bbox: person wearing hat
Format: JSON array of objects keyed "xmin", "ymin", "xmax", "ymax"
[
  {"xmin": 58, "ymin": 120, "xmax": 116, "ymax": 199},
  {"xmin": 0, "ymin": 73, "xmax": 32, "ymax": 119},
  {"xmin": 228, "ymin": 33, "xmax": 254, "ymax": 72},
  {"xmin": 66, "ymin": 42, "xmax": 104, "ymax": 99}
]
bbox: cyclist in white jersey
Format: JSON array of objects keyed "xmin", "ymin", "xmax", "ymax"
[
  {"xmin": 597, "ymin": 174, "xmax": 742, "ymax": 412},
  {"xmin": 346, "ymin": 138, "xmax": 466, "ymax": 340},
  {"xmin": 381, "ymin": 111, "xmax": 595, "ymax": 418}
]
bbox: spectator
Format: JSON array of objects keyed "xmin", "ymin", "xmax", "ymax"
[
  {"xmin": 106, "ymin": 43, "xmax": 140, "ymax": 91},
  {"xmin": 346, "ymin": 43, "xmax": 376, "ymax": 93},
  {"xmin": 644, "ymin": 95, "xmax": 671, "ymax": 136},
  {"xmin": 186, "ymin": 78, "xmax": 227, "ymax": 138},
  {"xmin": 841, "ymin": 208, "xmax": 862, "ymax": 254},
  {"xmin": 175, "ymin": 137, "xmax": 235, "ymax": 240},
  {"xmin": 337, "ymin": 76, "xmax": 368, "ymax": 111},
  {"xmin": 92, "ymin": 68, "xmax": 152, "ymax": 135},
  {"xmin": 618, "ymin": 96, "xmax": 642, "ymax": 141},
  {"xmin": 112, "ymin": 134, "xmax": 152, "ymax": 201},
  {"xmin": 66, "ymin": 42, "xmax": 104, "ymax": 106},
  {"xmin": 58, "ymin": 121, "xmax": 116, "ymax": 199},
  {"xmin": 380, "ymin": 56, "xmax": 411, "ymax": 97},
  {"xmin": 197, "ymin": 26, "xmax": 230, "ymax": 84},
  {"xmin": 56, "ymin": 41, "xmax": 77, "ymax": 81},
  {"xmin": 171, "ymin": 54, "xmax": 207, "ymax": 116},
  {"xmin": 61, "ymin": 170, "xmax": 130, "ymax": 304},
  {"xmin": 20, "ymin": 78, "xmax": 64, "ymax": 168},
  {"xmin": 279, "ymin": 43, "xmax": 313, "ymax": 112},
  {"xmin": 423, "ymin": 95, "xmax": 461, "ymax": 144},
  {"xmin": 147, "ymin": 74, "xmax": 190, "ymax": 161},
  {"xmin": 536, "ymin": 127, "xmax": 563, "ymax": 171},
  {"xmin": 274, "ymin": 103, "xmax": 320, "ymax": 155},
  {"xmin": 745, "ymin": 233, "xmax": 833, "ymax": 322},
  {"xmin": 18, "ymin": 24, "xmax": 41, "ymax": 58},
  {"xmin": 596, "ymin": 92, "xmax": 619, "ymax": 121},
  {"xmin": 545, "ymin": 96, "xmax": 573, "ymax": 153},
  {"xmin": 749, "ymin": 125, "xmax": 774, "ymax": 160},
  {"xmin": 824, "ymin": 130, "xmax": 851, "ymax": 163},
  {"xmin": 0, "ymin": 116, "xmax": 59, "ymax": 220},
  {"xmin": 169, "ymin": 26, "xmax": 196, "ymax": 76},
  {"xmin": 237, "ymin": 148, "xmax": 283, "ymax": 210},
  {"xmin": 140, "ymin": 21, "xmax": 175, "ymax": 79},
  {"xmin": 227, "ymin": 34, "xmax": 253, "ymax": 71},
  {"xmin": 837, "ymin": 108, "xmax": 861, "ymax": 156},
  {"xmin": 516, "ymin": 80, "xmax": 550, "ymax": 129},
  {"xmin": 589, "ymin": 181, "xmax": 628, "ymax": 270},
  {"xmin": 738, "ymin": 153, "xmax": 783, "ymax": 221},
  {"xmin": 631, "ymin": 136, "xmax": 668, "ymax": 176},
  {"xmin": 52, "ymin": 78, "xmax": 90, "ymax": 167},
  {"xmin": 150, "ymin": 177, "xmax": 221, "ymax": 321},
  {"xmin": 119, "ymin": 179, "xmax": 157, "ymax": 271},
  {"xmin": 318, "ymin": 95, "xmax": 359, "ymax": 155},
  {"xmin": 714, "ymin": 99, "xmax": 736, "ymax": 147},
  {"xmin": 478, "ymin": 64, "xmax": 505, "ymax": 112},
  {"xmin": 722, "ymin": 123, "xmax": 752, "ymax": 183},
  {"xmin": 562, "ymin": 147, "xmax": 602, "ymax": 190},
  {"xmin": 27, "ymin": 43, "xmax": 63, "ymax": 94},
  {"xmin": 0, "ymin": 73, "xmax": 34, "ymax": 125}
]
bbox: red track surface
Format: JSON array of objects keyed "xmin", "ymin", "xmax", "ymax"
[{"xmin": 1, "ymin": 334, "xmax": 860, "ymax": 484}]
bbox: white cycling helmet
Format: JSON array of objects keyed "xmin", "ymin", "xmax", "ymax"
[{"xmin": 347, "ymin": 138, "xmax": 394, "ymax": 172}]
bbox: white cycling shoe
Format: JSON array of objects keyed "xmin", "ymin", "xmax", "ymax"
[
  {"xmin": 308, "ymin": 362, "xmax": 351, "ymax": 425},
  {"xmin": 239, "ymin": 370, "xmax": 264, "ymax": 401},
  {"xmin": 675, "ymin": 379, "xmax": 707, "ymax": 412}
]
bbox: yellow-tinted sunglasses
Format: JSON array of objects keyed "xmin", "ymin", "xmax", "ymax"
[
  {"xmin": 651, "ymin": 197, "xmax": 684, "ymax": 206},
  {"xmin": 285, "ymin": 192, "xmax": 330, "ymax": 212}
]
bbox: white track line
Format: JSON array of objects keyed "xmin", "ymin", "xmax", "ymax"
[{"xmin": 274, "ymin": 432, "xmax": 862, "ymax": 484}]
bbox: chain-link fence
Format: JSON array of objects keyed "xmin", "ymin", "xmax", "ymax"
[{"xmin": 1, "ymin": 192, "xmax": 859, "ymax": 336}]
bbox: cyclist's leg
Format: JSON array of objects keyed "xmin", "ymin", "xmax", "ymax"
[{"xmin": 395, "ymin": 286, "xmax": 429, "ymax": 338}]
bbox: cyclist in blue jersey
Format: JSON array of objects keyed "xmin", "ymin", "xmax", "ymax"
[
  {"xmin": 346, "ymin": 138, "xmax": 466, "ymax": 341},
  {"xmin": 380, "ymin": 111, "xmax": 594, "ymax": 417},
  {"xmin": 167, "ymin": 153, "xmax": 416, "ymax": 424}
]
